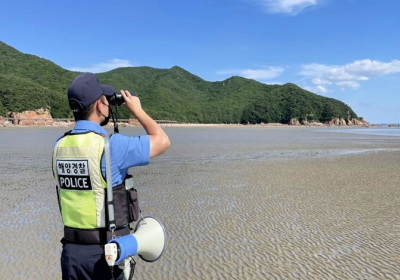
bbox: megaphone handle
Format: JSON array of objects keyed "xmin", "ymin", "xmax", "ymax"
[
  {"xmin": 128, "ymin": 257, "xmax": 136, "ymax": 280},
  {"xmin": 139, "ymin": 209, "xmax": 145, "ymax": 224}
]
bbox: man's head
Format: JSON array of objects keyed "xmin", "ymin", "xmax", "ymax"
[{"xmin": 68, "ymin": 73, "xmax": 115, "ymax": 124}]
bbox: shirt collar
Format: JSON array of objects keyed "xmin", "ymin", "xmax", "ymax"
[{"xmin": 72, "ymin": 120, "xmax": 108, "ymax": 137}]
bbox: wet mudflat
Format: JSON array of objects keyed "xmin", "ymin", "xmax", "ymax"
[{"xmin": 1, "ymin": 126, "xmax": 399, "ymax": 279}]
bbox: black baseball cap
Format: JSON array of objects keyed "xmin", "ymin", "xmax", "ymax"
[{"xmin": 68, "ymin": 73, "xmax": 115, "ymax": 112}]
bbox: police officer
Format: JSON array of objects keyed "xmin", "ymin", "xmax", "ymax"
[{"xmin": 52, "ymin": 73, "xmax": 170, "ymax": 279}]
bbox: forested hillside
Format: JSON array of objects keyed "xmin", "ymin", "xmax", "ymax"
[{"xmin": 0, "ymin": 41, "xmax": 358, "ymax": 124}]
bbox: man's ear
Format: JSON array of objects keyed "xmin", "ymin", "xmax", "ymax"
[{"xmin": 94, "ymin": 99, "xmax": 102, "ymax": 114}]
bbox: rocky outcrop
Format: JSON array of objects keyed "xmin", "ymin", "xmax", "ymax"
[
  {"xmin": 324, "ymin": 118, "xmax": 369, "ymax": 127},
  {"xmin": 288, "ymin": 117, "xmax": 370, "ymax": 127},
  {"xmin": 288, "ymin": 118, "xmax": 301, "ymax": 126},
  {"xmin": 325, "ymin": 118, "xmax": 346, "ymax": 126},
  {"xmin": 301, "ymin": 120, "xmax": 325, "ymax": 126},
  {"xmin": 10, "ymin": 108, "xmax": 54, "ymax": 126},
  {"xmin": 348, "ymin": 118, "xmax": 369, "ymax": 127},
  {"xmin": 347, "ymin": 118, "xmax": 362, "ymax": 126}
]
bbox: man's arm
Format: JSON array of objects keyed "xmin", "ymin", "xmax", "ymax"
[{"xmin": 121, "ymin": 90, "xmax": 170, "ymax": 158}]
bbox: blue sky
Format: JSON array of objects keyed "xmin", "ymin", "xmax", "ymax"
[{"xmin": 1, "ymin": 0, "xmax": 399, "ymax": 123}]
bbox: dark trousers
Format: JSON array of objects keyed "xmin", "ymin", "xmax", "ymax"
[{"xmin": 61, "ymin": 239, "xmax": 122, "ymax": 280}]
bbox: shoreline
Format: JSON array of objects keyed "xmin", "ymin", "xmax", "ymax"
[{"xmin": 0, "ymin": 121, "xmax": 386, "ymax": 129}]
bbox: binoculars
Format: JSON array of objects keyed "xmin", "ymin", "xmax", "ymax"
[{"xmin": 107, "ymin": 91, "xmax": 136, "ymax": 106}]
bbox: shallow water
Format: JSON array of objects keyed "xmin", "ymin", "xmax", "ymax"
[
  {"xmin": 1, "ymin": 126, "xmax": 400, "ymax": 279},
  {"xmin": 322, "ymin": 127, "xmax": 400, "ymax": 137}
]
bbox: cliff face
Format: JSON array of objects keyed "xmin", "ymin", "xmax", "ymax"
[
  {"xmin": 9, "ymin": 108, "xmax": 54, "ymax": 125},
  {"xmin": 325, "ymin": 118, "xmax": 369, "ymax": 127},
  {"xmin": 288, "ymin": 118, "xmax": 369, "ymax": 127}
]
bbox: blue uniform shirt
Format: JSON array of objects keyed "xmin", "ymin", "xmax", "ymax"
[{"xmin": 58, "ymin": 120, "xmax": 150, "ymax": 186}]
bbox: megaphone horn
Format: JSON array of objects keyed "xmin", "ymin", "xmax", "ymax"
[{"xmin": 108, "ymin": 216, "xmax": 167, "ymax": 264}]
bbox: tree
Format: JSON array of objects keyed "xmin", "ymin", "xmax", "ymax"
[
  {"xmin": 321, "ymin": 104, "xmax": 335, "ymax": 122},
  {"xmin": 0, "ymin": 96, "xmax": 6, "ymax": 116}
]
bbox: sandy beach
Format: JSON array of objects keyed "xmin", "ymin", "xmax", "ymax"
[{"xmin": 1, "ymin": 126, "xmax": 399, "ymax": 279}]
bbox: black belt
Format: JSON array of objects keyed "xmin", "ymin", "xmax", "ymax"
[{"xmin": 64, "ymin": 226, "xmax": 130, "ymax": 244}]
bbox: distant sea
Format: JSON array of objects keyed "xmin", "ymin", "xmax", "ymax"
[{"xmin": 324, "ymin": 127, "xmax": 400, "ymax": 137}]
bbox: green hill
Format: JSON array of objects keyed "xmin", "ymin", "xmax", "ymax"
[{"xmin": 0, "ymin": 41, "xmax": 358, "ymax": 123}]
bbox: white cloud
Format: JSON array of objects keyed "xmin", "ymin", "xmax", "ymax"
[
  {"xmin": 335, "ymin": 81, "xmax": 360, "ymax": 90},
  {"xmin": 300, "ymin": 59, "xmax": 400, "ymax": 93},
  {"xmin": 250, "ymin": 0, "xmax": 318, "ymax": 15},
  {"xmin": 217, "ymin": 66, "xmax": 284, "ymax": 81},
  {"xmin": 304, "ymin": 85, "xmax": 329, "ymax": 94},
  {"xmin": 317, "ymin": 85, "xmax": 328, "ymax": 93},
  {"xmin": 69, "ymin": 59, "xmax": 134, "ymax": 73},
  {"xmin": 312, "ymin": 77, "xmax": 332, "ymax": 86}
]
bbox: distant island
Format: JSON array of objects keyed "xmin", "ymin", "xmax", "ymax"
[{"xmin": 0, "ymin": 41, "xmax": 366, "ymax": 125}]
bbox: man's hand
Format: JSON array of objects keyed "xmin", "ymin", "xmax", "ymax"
[
  {"xmin": 121, "ymin": 90, "xmax": 142, "ymax": 116},
  {"xmin": 120, "ymin": 89, "xmax": 170, "ymax": 158}
]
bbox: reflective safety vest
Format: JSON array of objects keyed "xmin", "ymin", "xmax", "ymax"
[{"xmin": 52, "ymin": 131, "xmax": 130, "ymax": 244}]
